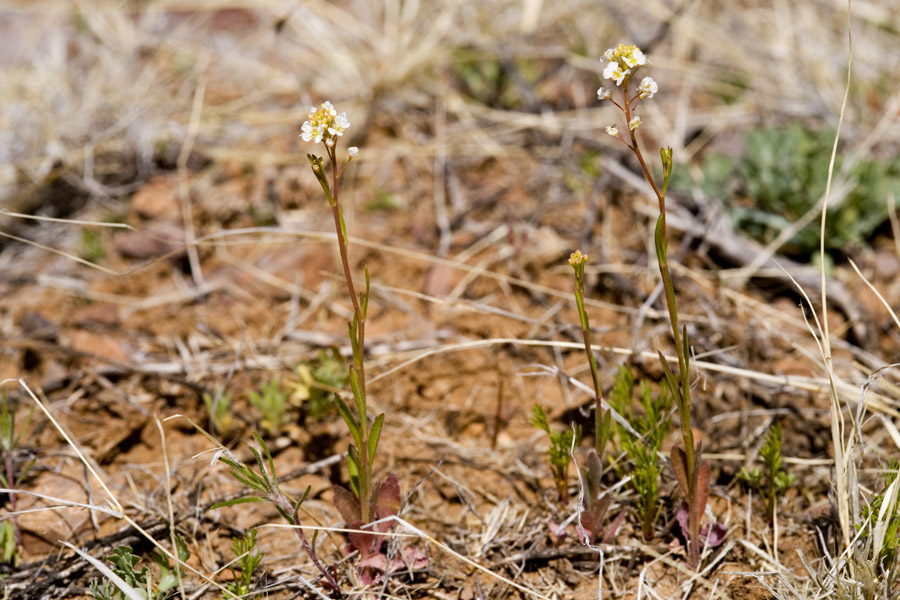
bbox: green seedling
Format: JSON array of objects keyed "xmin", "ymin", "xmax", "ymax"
[
  {"xmin": 90, "ymin": 546, "xmax": 147, "ymax": 600},
  {"xmin": 531, "ymin": 404, "xmax": 582, "ymax": 504},
  {"xmin": 150, "ymin": 536, "xmax": 190, "ymax": 596},
  {"xmin": 0, "ymin": 389, "xmax": 34, "ymax": 552},
  {"xmin": 249, "ymin": 378, "xmax": 287, "ymax": 434},
  {"xmin": 608, "ymin": 366, "xmax": 673, "ymax": 540},
  {"xmin": 213, "ymin": 433, "xmax": 340, "ymax": 594},
  {"xmin": 301, "ymin": 102, "xmax": 395, "ymax": 531},
  {"xmin": 90, "ymin": 539, "xmax": 190, "ymax": 600},
  {"xmin": 599, "ymin": 43, "xmax": 710, "ymax": 568},
  {"xmin": 291, "ymin": 348, "xmax": 349, "ymax": 421},
  {"xmin": 203, "ymin": 386, "xmax": 233, "ymax": 437},
  {"xmin": 225, "ymin": 529, "xmax": 264, "ymax": 599},
  {"xmin": 738, "ymin": 421, "xmax": 795, "ymax": 524},
  {"xmin": 81, "ymin": 228, "xmax": 106, "ymax": 263}
]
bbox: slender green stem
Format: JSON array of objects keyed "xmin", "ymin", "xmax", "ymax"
[
  {"xmin": 574, "ymin": 275, "xmax": 603, "ymax": 414},
  {"xmin": 622, "ymin": 73, "xmax": 701, "ymax": 566},
  {"xmin": 570, "ymin": 253, "xmax": 609, "ymax": 458},
  {"xmin": 327, "ymin": 146, "xmax": 372, "ymax": 523}
]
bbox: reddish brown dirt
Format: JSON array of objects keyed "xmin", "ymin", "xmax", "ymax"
[{"xmin": 2, "ymin": 147, "xmax": 900, "ymax": 599}]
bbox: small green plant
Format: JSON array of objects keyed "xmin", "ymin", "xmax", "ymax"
[
  {"xmin": 90, "ymin": 539, "xmax": 190, "ymax": 600},
  {"xmin": 301, "ymin": 102, "xmax": 396, "ymax": 531},
  {"xmin": 598, "ymin": 43, "xmax": 711, "ymax": 568},
  {"xmin": 672, "ymin": 124, "xmax": 900, "ymax": 256},
  {"xmin": 81, "ymin": 228, "xmax": 107, "ymax": 263},
  {"xmin": 531, "ymin": 404, "xmax": 582, "ymax": 504},
  {"xmin": 0, "ymin": 389, "xmax": 34, "ymax": 553},
  {"xmin": 738, "ymin": 421, "xmax": 795, "ymax": 524},
  {"xmin": 225, "ymin": 529, "xmax": 264, "ymax": 599},
  {"xmin": 203, "ymin": 386, "xmax": 233, "ymax": 437},
  {"xmin": 607, "ymin": 366, "xmax": 673, "ymax": 540},
  {"xmin": 213, "ymin": 434, "xmax": 340, "ymax": 594},
  {"xmin": 248, "ymin": 378, "xmax": 287, "ymax": 433},
  {"xmin": 291, "ymin": 348, "xmax": 349, "ymax": 421}
]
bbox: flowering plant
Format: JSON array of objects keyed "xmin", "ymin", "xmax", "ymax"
[
  {"xmin": 300, "ymin": 102, "xmax": 404, "ymax": 589},
  {"xmin": 594, "ymin": 44, "xmax": 713, "ymax": 568}
]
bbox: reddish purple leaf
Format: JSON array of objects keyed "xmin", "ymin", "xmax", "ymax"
[
  {"xmin": 674, "ymin": 501, "xmax": 728, "ymax": 551},
  {"xmin": 675, "ymin": 500, "xmax": 690, "ymax": 540},
  {"xmin": 333, "ymin": 484, "xmax": 361, "ymax": 524},
  {"xmin": 670, "ymin": 446, "xmax": 689, "ymax": 498},
  {"xmin": 348, "ymin": 524, "xmax": 378, "ymax": 559},
  {"xmin": 547, "ymin": 518, "xmax": 568, "ymax": 544},
  {"xmin": 399, "ymin": 545, "xmax": 429, "ymax": 570},
  {"xmin": 695, "ymin": 459, "xmax": 711, "ymax": 517},
  {"xmin": 359, "ymin": 553, "xmax": 388, "ymax": 571},
  {"xmin": 705, "ymin": 522, "xmax": 728, "ymax": 548},
  {"xmin": 600, "ymin": 511, "xmax": 626, "ymax": 544},
  {"xmin": 376, "ymin": 473, "xmax": 401, "ymax": 521}
]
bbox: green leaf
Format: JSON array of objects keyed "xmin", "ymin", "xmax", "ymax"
[
  {"xmin": 335, "ymin": 396, "xmax": 362, "ymax": 449},
  {"xmin": 657, "ymin": 351, "xmax": 679, "ymax": 400},
  {"xmin": 530, "ymin": 404, "xmax": 550, "ymax": 434},
  {"xmin": 212, "ymin": 497, "xmax": 268, "ymax": 510},
  {"xmin": 654, "ymin": 213, "xmax": 667, "ymax": 262},
  {"xmin": 175, "ymin": 536, "xmax": 190, "ymax": 563},
  {"xmin": 368, "ymin": 413, "xmax": 384, "ymax": 467},
  {"xmin": 349, "ymin": 366, "xmax": 366, "ymax": 422},
  {"xmin": 360, "ymin": 263, "xmax": 370, "ymax": 319}
]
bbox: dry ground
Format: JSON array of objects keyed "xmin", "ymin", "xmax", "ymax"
[{"xmin": 2, "ymin": 1, "xmax": 900, "ymax": 598}]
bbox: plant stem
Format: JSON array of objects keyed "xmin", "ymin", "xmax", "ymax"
[
  {"xmin": 572, "ymin": 260, "xmax": 607, "ymax": 457},
  {"xmin": 276, "ymin": 495, "xmax": 341, "ymax": 596},
  {"xmin": 327, "ymin": 146, "xmax": 372, "ymax": 524},
  {"xmin": 4, "ymin": 453, "xmax": 21, "ymax": 546},
  {"xmin": 623, "ymin": 77, "xmax": 701, "ymax": 567}
]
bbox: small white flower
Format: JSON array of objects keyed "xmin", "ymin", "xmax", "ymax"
[
  {"xmin": 638, "ymin": 77, "xmax": 658, "ymax": 99},
  {"xmin": 628, "ymin": 116, "xmax": 641, "ymax": 131},
  {"xmin": 603, "ymin": 47, "xmax": 615, "ymax": 61},
  {"xmin": 300, "ymin": 121, "xmax": 315, "ymax": 142},
  {"xmin": 329, "ymin": 112, "xmax": 350, "ymax": 137},
  {"xmin": 606, "ymin": 124, "xmax": 619, "ymax": 137},
  {"xmin": 597, "ymin": 87, "xmax": 611, "ymax": 101},
  {"xmin": 623, "ymin": 48, "xmax": 647, "ymax": 68},
  {"xmin": 603, "ymin": 61, "xmax": 630, "ymax": 86},
  {"xmin": 348, "ymin": 146, "xmax": 359, "ymax": 157}
]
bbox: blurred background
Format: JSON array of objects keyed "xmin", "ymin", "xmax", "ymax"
[{"xmin": 2, "ymin": 0, "xmax": 899, "ymax": 267}]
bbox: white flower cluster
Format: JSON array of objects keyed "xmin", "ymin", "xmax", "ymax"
[
  {"xmin": 601, "ymin": 43, "xmax": 647, "ymax": 86},
  {"xmin": 596, "ymin": 43, "xmax": 656, "ymax": 100},
  {"xmin": 597, "ymin": 44, "xmax": 658, "ymax": 138},
  {"xmin": 300, "ymin": 101, "xmax": 350, "ymax": 147}
]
